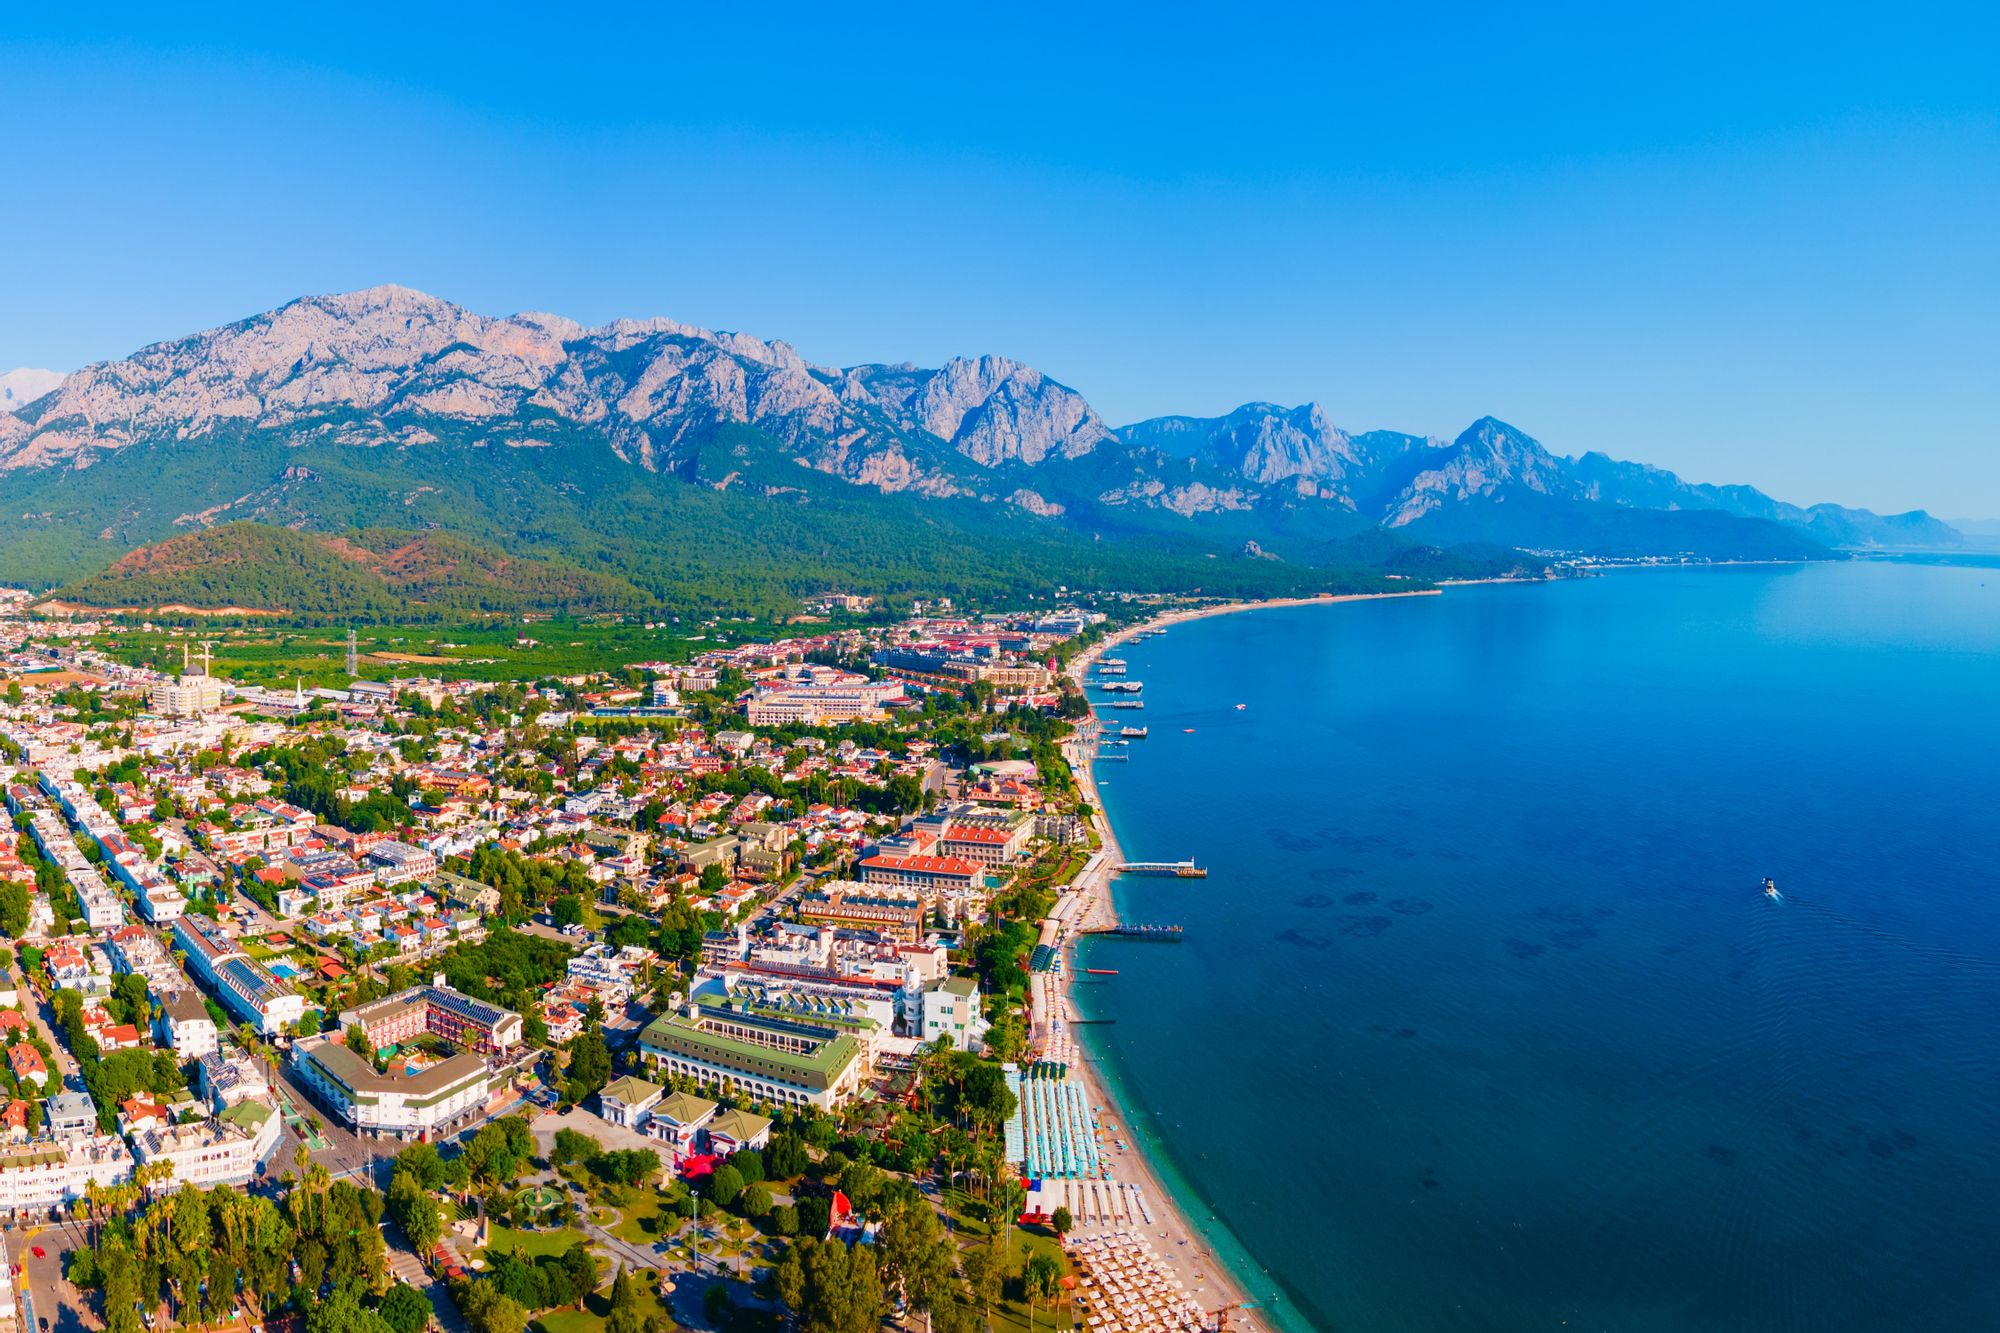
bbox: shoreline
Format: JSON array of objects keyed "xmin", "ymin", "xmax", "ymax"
[{"xmin": 1036, "ymin": 590, "xmax": 1445, "ymax": 1330}]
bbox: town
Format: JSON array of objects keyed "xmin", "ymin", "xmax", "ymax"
[{"xmin": 0, "ymin": 593, "xmax": 1233, "ymax": 1333}]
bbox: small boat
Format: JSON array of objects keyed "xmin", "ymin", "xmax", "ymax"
[
  {"xmin": 1119, "ymin": 726, "xmax": 1148, "ymax": 739},
  {"xmin": 1234, "ymin": 703, "xmax": 1247, "ymax": 710},
  {"xmin": 1763, "ymin": 877, "xmax": 1782, "ymax": 901},
  {"xmin": 1182, "ymin": 727, "xmax": 1196, "ymax": 733}
]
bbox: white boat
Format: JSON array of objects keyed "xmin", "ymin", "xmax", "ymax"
[{"xmin": 1762, "ymin": 877, "xmax": 1782, "ymax": 901}]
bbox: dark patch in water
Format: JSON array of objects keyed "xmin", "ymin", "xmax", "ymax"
[
  {"xmin": 1388, "ymin": 898, "xmax": 1434, "ymax": 915},
  {"xmin": 1276, "ymin": 928, "xmax": 1334, "ymax": 951},
  {"xmin": 1293, "ymin": 893, "xmax": 1335, "ymax": 909},
  {"xmin": 1268, "ymin": 829, "xmax": 1331, "ymax": 852},
  {"xmin": 1305, "ymin": 866, "xmax": 1363, "ymax": 882},
  {"xmin": 1393, "ymin": 1028, "xmax": 1418, "ymax": 1039},
  {"xmin": 1420, "ymin": 1177, "xmax": 1440, "ymax": 1189},
  {"xmin": 1550, "ymin": 926, "xmax": 1599, "ymax": 949},
  {"xmin": 1503, "ymin": 938, "xmax": 1545, "ymax": 959},
  {"xmin": 1388, "ymin": 846, "xmax": 1419, "ymax": 859},
  {"xmin": 1869, "ymin": 1139, "xmax": 1897, "ymax": 1159},
  {"xmin": 1342, "ymin": 891, "xmax": 1380, "ymax": 905},
  {"xmin": 1893, "ymin": 1129, "xmax": 1919, "ymax": 1150},
  {"xmin": 1337, "ymin": 915, "xmax": 1393, "ymax": 938},
  {"xmin": 1706, "ymin": 1144, "xmax": 1739, "ymax": 1166}
]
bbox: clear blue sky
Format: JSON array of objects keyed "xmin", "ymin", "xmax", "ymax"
[{"xmin": 3, "ymin": 4, "xmax": 1995, "ymax": 515}]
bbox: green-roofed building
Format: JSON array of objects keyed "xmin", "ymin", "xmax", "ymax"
[{"xmin": 639, "ymin": 1002, "xmax": 865, "ymax": 1111}]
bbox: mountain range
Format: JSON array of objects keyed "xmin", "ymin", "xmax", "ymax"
[{"xmin": 0, "ymin": 286, "xmax": 1959, "ymax": 615}]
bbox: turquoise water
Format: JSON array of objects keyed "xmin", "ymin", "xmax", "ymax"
[{"xmin": 1076, "ymin": 561, "xmax": 2000, "ymax": 1332}]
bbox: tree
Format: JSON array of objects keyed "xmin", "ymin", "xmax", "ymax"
[
  {"xmin": 766, "ymin": 1132, "xmax": 808, "ymax": 1180},
  {"xmin": 565, "ymin": 1028, "xmax": 611, "ymax": 1104},
  {"xmin": 307, "ymin": 1288, "xmax": 395, "ymax": 1333},
  {"xmin": 0, "ymin": 882, "xmax": 29, "ymax": 938},
  {"xmin": 551, "ymin": 1128, "xmax": 598, "ymax": 1167},
  {"xmin": 740, "ymin": 1183, "xmax": 773, "ymax": 1219},
  {"xmin": 776, "ymin": 1237, "xmax": 885, "ymax": 1333},
  {"xmin": 1051, "ymin": 1206, "xmax": 1073, "ymax": 1238},
  {"xmin": 962, "ymin": 1243, "xmax": 1002, "ymax": 1322},
  {"xmin": 558, "ymin": 1242, "xmax": 598, "ymax": 1309},
  {"xmin": 345, "ymin": 1024, "xmax": 376, "ymax": 1060},
  {"xmin": 879, "ymin": 1199, "xmax": 957, "ymax": 1322},
  {"xmin": 604, "ymin": 1270, "xmax": 646, "ymax": 1333},
  {"xmin": 378, "ymin": 1284, "xmax": 433, "ymax": 1333},
  {"xmin": 707, "ymin": 1163, "xmax": 744, "ymax": 1210},
  {"xmin": 457, "ymin": 1281, "xmax": 527, "ymax": 1333},
  {"xmin": 394, "ymin": 1141, "xmax": 448, "ymax": 1191}
]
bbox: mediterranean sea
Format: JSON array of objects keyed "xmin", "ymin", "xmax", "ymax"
[{"xmin": 1077, "ymin": 559, "xmax": 2000, "ymax": 1333}]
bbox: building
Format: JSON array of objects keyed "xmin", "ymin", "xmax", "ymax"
[
  {"xmin": 173, "ymin": 916, "xmax": 304, "ymax": 1036},
  {"xmin": 289, "ymin": 1036, "xmax": 494, "ymax": 1141},
  {"xmin": 339, "ymin": 982, "xmax": 524, "ymax": 1056},
  {"xmin": 798, "ymin": 882, "xmax": 925, "ymax": 945},
  {"xmin": 858, "ymin": 853, "xmax": 984, "ymax": 899},
  {"xmin": 149, "ymin": 675, "xmax": 225, "ymax": 717},
  {"xmin": 197, "ymin": 1050, "xmax": 270, "ymax": 1112},
  {"xmin": 645, "ymin": 1090, "xmax": 717, "ymax": 1157},
  {"xmin": 920, "ymin": 975, "xmax": 987, "ymax": 1050},
  {"xmin": 0, "ymin": 1135, "xmax": 133, "ymax": 1216},
  {"xmin": 705, "ymin": 1107, "xmax": 773, "ymax": 1156},
  {"xmin": 365, "ymin": 840, "xmax": 439, "ymax": 886},
  {"xmin": 43, "ymin": 1091, "xmax": 97, "ymax": 1139},
  {"xmin": 597, "ymin": 1075, "xmax": 664, "ymax": 1130},
  {"xmin": 129, "ymin": 1103, "xmax": 280, "ymax": 1189},
  {"xmin": 639, "ymin": 1001, "xmax": 865, "ymax": 1111},
  {"xmin": 156, "ymin": 990, "xmax": 219, "ymax": 1059}
]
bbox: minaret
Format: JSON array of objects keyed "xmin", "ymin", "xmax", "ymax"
[{"xmin": 347, "ymin": 628, "xmax": 358, "ymax": 677}]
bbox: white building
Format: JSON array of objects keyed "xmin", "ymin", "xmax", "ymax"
[
  {"xmin": 0, "ymin": 1135, "xmax": 134, "ymax": 1217},
  {"xmin": 290, "ymin": 1037, "xmax": 494, "ymax": 1141},
  {"xmin": 150, "ymin": 675, "xmax": 225, "ymax": 717},
  {"xmin": 156, "ymin": 991, "xmax": 219, "ymax": 1059},
  {"xmin": 920, "ymin": 975, "xmax": 988, "ymax": 1050},
  {"xmin": 129, "ymin": 1103, "xmax": 281, "ymax": 1189}
]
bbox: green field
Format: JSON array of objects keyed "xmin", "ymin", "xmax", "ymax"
[
  {"xmin": 483, "ymin": 1223, "xmax": 591, "ymax": 1262},
  {"xmin": 81, "ymin": 617, "xmax": 801, "ymax": 687}
]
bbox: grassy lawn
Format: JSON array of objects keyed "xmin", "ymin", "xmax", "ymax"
[
  {"xmin": 941, "ymin": 1227, "xmax": 1076, "ymax": 1333},
  {"xmin": 608, "ymin": 1188, "xmax": 686, "ymax": 1247},
  {"xmin": 484, "ymin": 1223, "xmax": 590, "ymax": 1262}
]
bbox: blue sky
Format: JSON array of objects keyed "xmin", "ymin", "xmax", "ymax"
[{"xmin": 3, "ymin": 4, "xmax": 1995, "ymax": 514}]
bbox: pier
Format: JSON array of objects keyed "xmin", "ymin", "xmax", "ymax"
[
  {"xmin": 1114, "ymin": 860, "xmax": 1208, "ymax": 878},
  {"xmin": 1084, "ymin": 923, "xmax": 1184, "ymax": 940}
]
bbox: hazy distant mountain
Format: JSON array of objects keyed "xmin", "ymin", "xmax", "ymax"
[
  {"xmin": 0, "ymin": 284, "xmax": 1926, "ymax": 608},
  {"xmin": 0, "ymin": 368, "xmax": 62, "ymax": 413}
]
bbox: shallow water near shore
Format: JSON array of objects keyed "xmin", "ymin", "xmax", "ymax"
[{"xmin": 1075, "ymin": 560, "xmax": 2000, "ymax": 1333}]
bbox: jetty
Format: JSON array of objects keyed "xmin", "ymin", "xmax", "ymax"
[
  {"xmin": 1106, "ymin": 700, "xmax": 1145, "ymax": 710},
  {"xmin": 1115, "ymin": 860, "xmax": 1208, "ymax": 878},
  {"xmin": 1085, "ymin": 923, "xmax": 1184, "ymax": 941},
  {"xmin": 1100, "ymin": 681, "xmax": 1144, "ymax": 694}
]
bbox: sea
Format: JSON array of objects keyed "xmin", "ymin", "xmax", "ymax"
[{"xmin": 1075, "ymin": 558, "xmax": 2000, "ymax": 1333}]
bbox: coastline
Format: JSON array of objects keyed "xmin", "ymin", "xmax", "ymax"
[{"xmin": 1038, "ymin": 590, "xmax": 1443, "ymax": 1330}]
